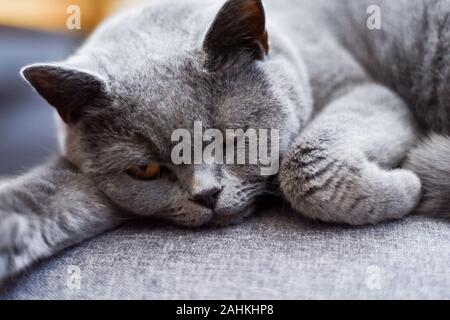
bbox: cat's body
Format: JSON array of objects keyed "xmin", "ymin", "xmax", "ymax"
[{"xmin": 1, "ymin": 0, "xmax": 449, "ymax": 282}]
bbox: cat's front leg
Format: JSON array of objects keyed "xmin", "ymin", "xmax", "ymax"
[
  {"xmin": 280, "ymin": 84, "xmax": 421, "ymax": 225},
  {"xmin": 0, "ymin": 157, "xmax": 127, "ymax": 282}
]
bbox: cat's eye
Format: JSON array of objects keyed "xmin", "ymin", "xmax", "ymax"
[{"xmin": 126, "ymin": 164, "xmax": 161, "ymax": 180}]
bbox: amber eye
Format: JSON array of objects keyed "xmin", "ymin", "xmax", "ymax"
[{"xmin": 126, "ymin": 164, "xmax": 161, "ymax": 180}]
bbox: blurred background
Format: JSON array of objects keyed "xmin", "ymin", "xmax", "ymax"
[{"xmin": 0, "ymin": 0, "xmax": 141, "ymax": 175}]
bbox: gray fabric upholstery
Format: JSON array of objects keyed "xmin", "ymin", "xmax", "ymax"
[{"xmin": 1, "ymin": 209, "xmax": 448, "ymax": 299}]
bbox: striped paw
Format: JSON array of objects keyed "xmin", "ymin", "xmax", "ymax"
[{"xmin": 280, "ymin": 140, "xmax": 421, "ymax": 225}]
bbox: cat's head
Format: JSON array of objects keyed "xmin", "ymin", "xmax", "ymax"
[{"xmin": 21, "ymin": 0, "xmax": 309, "ymax": 227}]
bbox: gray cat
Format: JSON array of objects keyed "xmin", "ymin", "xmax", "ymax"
[{"xmin": 1, "ymin": 0, "xmax": 449, "ymax": 282}]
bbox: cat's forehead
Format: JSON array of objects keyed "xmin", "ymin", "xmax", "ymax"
[
  {"xmin": 108, "ymin": 55, "xmax": 275, "ymax": 126},
  {"xmin": 111, "ymin": 57, "xmax": 215, "ymax": 124},
  {"xmin": 82, "ymin": 55, "xmax": 282, "ymax": 162}
]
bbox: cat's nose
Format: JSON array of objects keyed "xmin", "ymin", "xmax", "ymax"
[{"xmin": 190, "ymin": 186, "xmax": 222, "ymax": 209}]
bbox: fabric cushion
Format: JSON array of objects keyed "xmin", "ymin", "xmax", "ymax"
[{"xmin": 1, "ymin": 208, "xmax": 448, "ymax": 299}]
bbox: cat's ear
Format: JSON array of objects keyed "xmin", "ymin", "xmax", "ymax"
[
  {"xmin": 203, "ymin": 0, "xmax": 268, "ymax": 68},
  {"xmin": 21, "ymin": 64, "xmax": 108, "ymax": 124}
]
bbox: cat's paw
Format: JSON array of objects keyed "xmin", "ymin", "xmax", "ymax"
[
  {"xmin": 0, "ymin": 212, "xmax": 29, "ymax": 281},
  {"xmin": 280, "ymin": 141, "xmax": 422, "ymax": 225}
]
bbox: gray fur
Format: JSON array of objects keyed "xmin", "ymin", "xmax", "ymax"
[
  {"xmin": 0, "ymin": 158, "xmax": 124, "ymax": 280},
  {"xmin": 276, "ymin": 0, "xmax": 450, "ymax": 224},
  {"xmin": 1, "ymin": 0, "xmax": 449, "ymax": 281},
  {"xmin": 24, "ymin": 0, "xmax": 307, "ymax": 230},
  {"xmin": 280, "ymin": 84, "xmax": 421, "ymax": 225},
  {"xmin": 405, "ymin": 134, "xmax": 450, "ymax": 218}
]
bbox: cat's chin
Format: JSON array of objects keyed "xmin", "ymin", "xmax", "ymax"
[
  {"xmin": 207, "ymin": 206, "xmax": 255, "ymax": 228},
  {"xmin": 169, "ymin": 206, "xmax": 255, "ymax": 229},
  {"xmin": 207, "ymin": 214, "xmax": 246, "ymax": 228}
]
